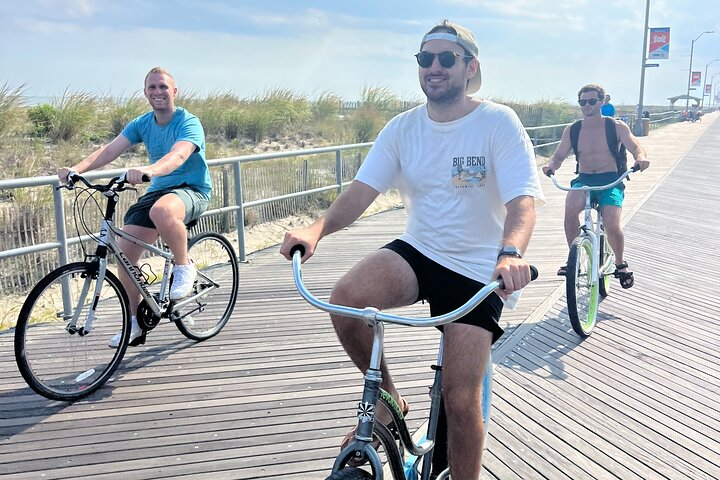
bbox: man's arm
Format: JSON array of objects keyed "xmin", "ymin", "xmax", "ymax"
[
  {"xmin": 280, "ymin": 180, "xmax": 380, "ymax": 262},
  {"xmin": 494, "ymin": 195, "xmax": 536, "ymax": 299},
  {"xmin": 616, "ymin": 122, "xmax": 649, "ymax": 171},
  {"xmin": 58, "ymin": 135, "xmax": 132, "ymax": 182},
  {"xmin": 125, "ymin": 140, "xmax": 197, "ymax": 184},
  {"xmin": 542, "ymin": 124, "xmax": 573, "ymax": 175}
]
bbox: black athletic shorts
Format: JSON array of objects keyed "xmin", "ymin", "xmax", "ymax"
[{"xmin": 382, "ymin": 239, "xmax": 504, "ymax": 344}]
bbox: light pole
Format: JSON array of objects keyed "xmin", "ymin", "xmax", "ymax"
[
  {"xmin": 701, "ymin": 59, "xmax": 720, "ymax": 109},
  {"xmin": 685, "ymin": 30, "xmax": 714, "ymax": 113},
  {"xmin": 633, "ymin": 0, "xmax": 650, "ymax": 136}
]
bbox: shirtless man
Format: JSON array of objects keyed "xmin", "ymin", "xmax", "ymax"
[{"xmin": 543, "ymin": 84, "xmax": 649, "ymax": 288}]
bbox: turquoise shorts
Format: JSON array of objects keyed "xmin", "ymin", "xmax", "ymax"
[
  {"xmin": 123, "ymin": 186, "xmax": 210, "ymax": 229},
  {"xmin": 571, "ymin": 172, "xmax": 625, "ymax": 208}
]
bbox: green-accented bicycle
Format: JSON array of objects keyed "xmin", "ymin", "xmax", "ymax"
[{"xmin": 546, "ymin": 165, "xmax": 638, "ymax": 336}]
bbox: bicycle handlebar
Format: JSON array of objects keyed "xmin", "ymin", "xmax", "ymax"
[
  {"xmin": 63, "ymin": 172, "xmax": 151, "ymax": 192},
  {"xmin": 290, "ymin": 245, "xmax": 538, "ymax": 327},
  {"xmin": 545, "ymin": 165, "xmax": 639, "ymax": 192}
]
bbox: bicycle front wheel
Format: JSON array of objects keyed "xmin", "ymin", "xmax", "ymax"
[
  {"xmin": 566, "ymin": 237, "xmax": 599, "ymax": 337},
  {"xmin": 174, "ymin": 232, "xmax": 239, "ymax": 341},
  {"xmin": 14, "ymin": 262, "xmax": 131, "ymax": 401}
]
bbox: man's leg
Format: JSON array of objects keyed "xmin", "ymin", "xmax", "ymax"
[
  {"xmin": 149, "ymin": 193, "xmax": 189, "ymax": 264},
  {"xmin": 330, "ymin": 248, "xmax": 418, "ymax": 419},
  {"xmin": 601, "ymin": 203, "xmax": 631, "ymax": 277},
  {"xmin": 563, "ymin": 190, "xmax": 586, "ymax": 247},
  {"xmin": 442, "ymin": 322, "xmax": 493, "ymax": 479}
]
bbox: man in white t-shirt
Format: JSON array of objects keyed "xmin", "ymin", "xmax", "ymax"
[{"xmin": 281, "ymin": 20, "xmax": 544, "ymax": 478}]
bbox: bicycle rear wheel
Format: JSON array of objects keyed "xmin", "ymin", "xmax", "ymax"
[
  {"xmin": 15, "ymin": 262, "xmax": 130, "ymax": 401},
  {"xmin": 566, "ymin": 237, "xmax": 599, "ymax": 337},
  {"xmin": 174, "ymin": 232, "xmax": 239, "ymax": 341},
  {"xmin": 598, "ymin": 234, "xmax": 613, "ymax": 298}
]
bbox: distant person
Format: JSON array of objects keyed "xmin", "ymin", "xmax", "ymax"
[
  {"xmin": 58, "ymin": 67, "xmax": 211, "ymax": 347},
  {"xmin": 281, "ymin": 19, "xmax": 544, "ymax": 478},
  {"xmin": 543, "ymin": 83, "xmax": 649, "ymax": 289},
  {"xmin": 601, "ymin": 94, "xmax": 616, "ymax": 117},
  {"xmin": 689, "ymin": 104, "xmax": 700, "ymax": 122}
]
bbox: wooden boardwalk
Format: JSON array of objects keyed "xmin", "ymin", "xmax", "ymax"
[{"xmin": 1, "ymin": 115, "xmax": 719, "ymax": 479}]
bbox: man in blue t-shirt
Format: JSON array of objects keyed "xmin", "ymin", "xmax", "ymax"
[
  {"xmin": 58, "ymin": 67, "xmax": 211, "ymax": 347},
  {"xmin": 601, "ymin": 94, "xmax": 616, "ymax": 117}
]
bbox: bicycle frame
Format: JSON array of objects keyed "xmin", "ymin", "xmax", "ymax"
[
  {"xmin": 291, "ymin": 248, "xmax": 536, "ymax": 479},
  {"xmin": 61, "ymin": 175, "xmax": 210, "ymax": 333}
]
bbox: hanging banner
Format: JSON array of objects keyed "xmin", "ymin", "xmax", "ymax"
[
  {"xmin": 648, "ymin": 27, "xmax": 670, "ymax": 59},
  {"xmin": 706, "ymin": 84, "xmax": 712, "ymax": 94},
  {"xmin": 691, "ymin": 71, "xmax": 702, "ymax": 87}
]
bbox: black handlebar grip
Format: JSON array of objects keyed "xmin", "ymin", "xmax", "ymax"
[
  {"xmin": 141, "ymin": 174, "xmax": 151, "ymax": 183},
  {"xmin": 544, "ymin": 169, "xmax": 554, "ymax": 177},
  {"xmin": 530, "ymin": 265, "xmax": 539, "ymax": 281},
  {"xmin": 289, "ymin": 245, "xmax": 306, "ymax": 257},
  {"xmin": 631, "ymin": 164, "xmax": 640, "ymax": 172}
]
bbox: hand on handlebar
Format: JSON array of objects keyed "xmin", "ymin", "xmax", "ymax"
[
  {"xmin": 632, "ymin": 159, "xmax": 649, "ymax": 172},
  {"xmin": 124, "ymin": 168, "xmax": 152, "ymax": 185},
  {"xmin": 541, "ymin": 165, "xmax": 554, "ymax": 177},
  {"xmin": 492, "ymin": 256, "xmax": 536, "ymax": 301},
  {"xmin": 280, "ymin": 229, "xmax": 319, "ymax": 263}
]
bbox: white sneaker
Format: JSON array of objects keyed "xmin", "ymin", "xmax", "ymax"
[
  {"xmin": 170, "ymin": 263, "xmax": 196, "ymax": 300},
  {"xmin": 108, "ymin": 320, "xmax": 143, "ymax": 348}
]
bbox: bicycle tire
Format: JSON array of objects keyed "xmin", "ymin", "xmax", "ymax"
[
  {"xmin": 15, "ymin": 262, "xmax": 131, "ymax": 401},
  {"xmin": 566, "ymin": 237, "xmax": 599, "ymax": 337},
  {"xmin": 174, "ymin": 232, "xmax": 239, "ymax": 341},
  {"xmin": 598, "ymin": 234, "xmax": 612, "ymax": 298},
  {"xmin": 324, "ymin": 467, "xmax": 374, "ymax": 480}
]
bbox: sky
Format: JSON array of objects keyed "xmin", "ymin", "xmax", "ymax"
[{"xmin": 2, "ymin": 0, "xmax": 720, "ymax": 108}]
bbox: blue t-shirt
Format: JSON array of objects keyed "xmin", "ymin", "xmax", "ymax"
[
  {"xmin": 601, "ymin": 103, "xmax": 616, "ymax": 117},
  {"xmin": 121, "ymin": 107, "xmax": 211, "ymax": 197}
]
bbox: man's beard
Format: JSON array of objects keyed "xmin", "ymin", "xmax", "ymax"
[{"xmin": 422, "ymin": 82, "xmax": 465, "ymax": 106}]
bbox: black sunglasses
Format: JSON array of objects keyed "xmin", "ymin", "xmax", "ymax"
[
  {"xmin": 578, "ymin": 98, "xmax": 600, "ymax": 106},
  {"xmin": 415, "ymin": 51, "xmax": 473, "ymax": 69}
]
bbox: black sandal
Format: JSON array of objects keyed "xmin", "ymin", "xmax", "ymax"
[
  {"xmin": 557, "ymin": 264, "xmax": 568, "ymax": 276},
  {"xmin": 613, "ymin": 262, "xmax": 634, "ymax": 289}
]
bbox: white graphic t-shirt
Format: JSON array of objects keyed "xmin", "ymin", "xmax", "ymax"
[{"xmin": 356, "ymin": 101, "xmax": 545, "ymax": 309}]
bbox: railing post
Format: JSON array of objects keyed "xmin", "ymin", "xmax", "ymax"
[
  {"xmin": 233, "ymin": 161, "xmax": 246, "ymax": 262},
  {"xmin": 335, "ymin": 150, "xmax": 343, "ymax": 194},
  {"xmin": 53, "ymin": 181, "xmax": 69, "ymax": 266},
  {"xmin": 53, "ymin": 180, "xmax": 73, "ymax": 314}
]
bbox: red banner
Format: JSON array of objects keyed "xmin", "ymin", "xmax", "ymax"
[
  {"xmin": 691, "ymin": 71, "xmax": 702, "ymax": 87},
  {"xmin": 648, "ymin": 27, "xmax": 670, "ymax": 59}
]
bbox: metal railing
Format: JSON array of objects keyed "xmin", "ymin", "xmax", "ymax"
[
  {"xmin": 0, "ymin": 143, "xmax": 371, "ymax": 270},
  {"xmin": 0, "ymin": 112, "xmax": 678, "ymax": 289}
]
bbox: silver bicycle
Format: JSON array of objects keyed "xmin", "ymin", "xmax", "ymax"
[
  {"xmin": 14, "ymin": 173, "xmax": 239, "ymax": 401},
  {"xmin": 290, "ymin": 246, "xmax": 537, "ymax": 479},
  {"xmin": 546, "ymin": 166, "xmax": 638, "ymax": 336}
]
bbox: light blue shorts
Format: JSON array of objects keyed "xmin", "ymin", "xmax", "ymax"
[{"xmin": 571, "ymin": 172, "xmax": 625, "ymax": 208}]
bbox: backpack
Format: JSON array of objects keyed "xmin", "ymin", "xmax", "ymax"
[{"xmin": 569, "ymin": 117, "xmax": 628, "ymax": 178}]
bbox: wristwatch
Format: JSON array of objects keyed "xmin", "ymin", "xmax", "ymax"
[{"xmin": 497, "ymin": 246, "xmax": 523, "ymax": 260}]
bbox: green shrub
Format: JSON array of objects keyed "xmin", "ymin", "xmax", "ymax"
[{"xmin": 28, "ymin": 104, "xmax": 57, "ymax": 136}]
